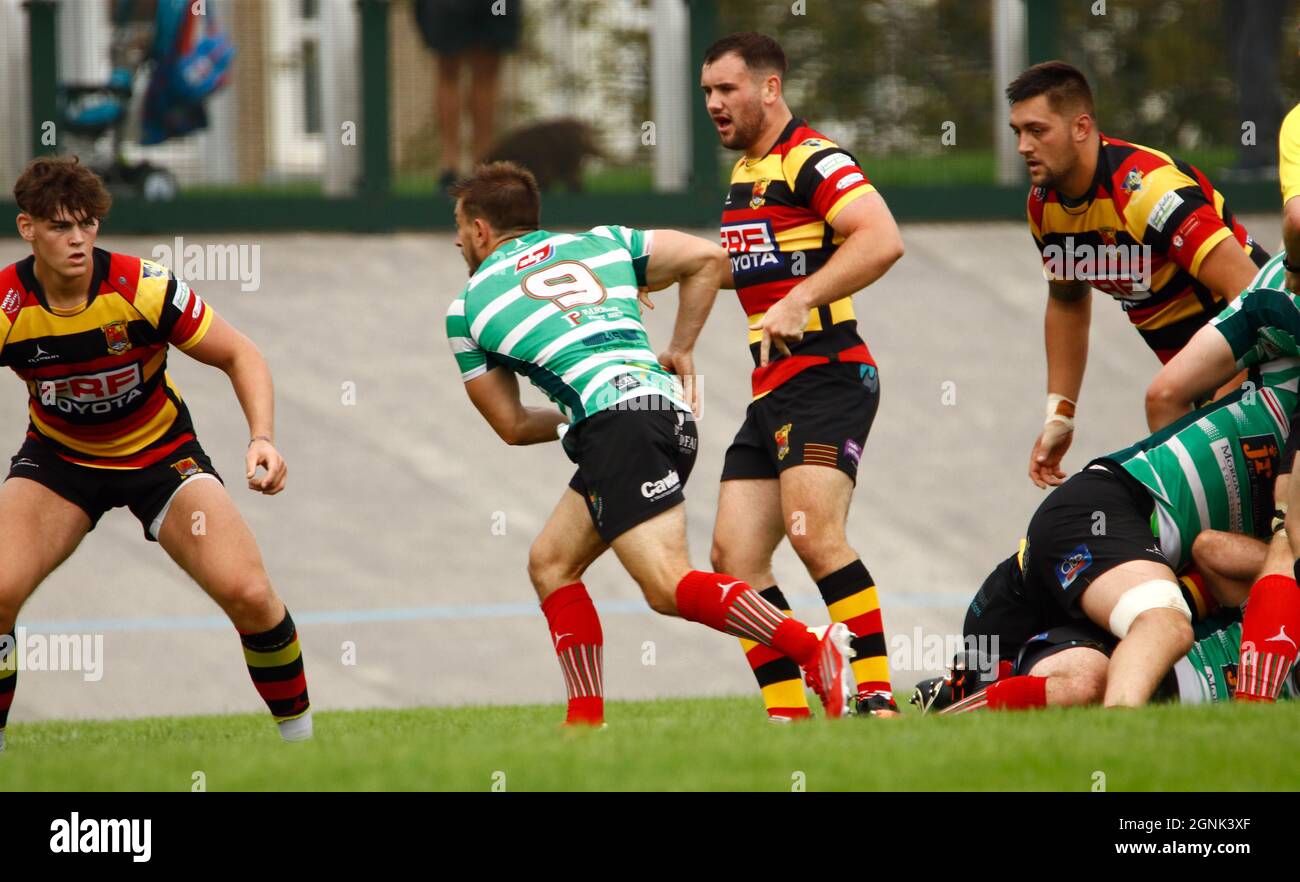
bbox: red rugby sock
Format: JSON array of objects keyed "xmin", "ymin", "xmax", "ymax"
[
  {"xmin": 941, "ymin": 675, "xmax": 1047, "ymax": 714},
  {"xmin": 675, "ymin": 570, "xmax": 818, "ymax": 666},
  {"xmin": 986, "ymin": 675, "xmax": 1048, "ymax": 709},
  {"xmin": 541, "ymin": 582, "xmax": 604, "ymax": 725},
  {"xmin": 1237, "ymin": 574, "xmax": 1300, "ymax": 702}
]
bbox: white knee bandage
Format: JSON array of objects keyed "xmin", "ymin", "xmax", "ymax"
[{"xmin": 1108, "ymin": 579, "xmax": 1192, "ymax": 639}]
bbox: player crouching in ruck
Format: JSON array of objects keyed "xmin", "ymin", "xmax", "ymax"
[
  {"xmin": 444, "ymin": 162, "xmax": 858, "ymax": 723},
  {"xmin": 912, "ymin": 355, "xmax": 1300, "ymax": 712},
  {"xmin": 0, "ymin": 157, "xmax": 310, "ymax": 749}
]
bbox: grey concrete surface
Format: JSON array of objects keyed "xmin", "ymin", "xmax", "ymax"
[{"xmin": 0, "ymin": 214, "xmax": 1283, "ymax": 721}]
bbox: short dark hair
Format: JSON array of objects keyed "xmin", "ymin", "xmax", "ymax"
[
  {"xmin": 703, "ymin": 31, "xmax": 787, "ymax": 77},
  {"xmin": 1005, "ymin": 60, "xmax": 1095, "ymax": 117},
  {"xmin": 449, "ymin": 161, "xmax": 541, "ymax": 234},
  {"xmin": 13, "ymin": 155, "xmax": 112, "ymax": 222}
]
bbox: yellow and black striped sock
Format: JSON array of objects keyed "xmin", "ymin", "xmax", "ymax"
[
  {"xmin": 737, "ymin": 586, "xmax": 811, "ymax": 719},
  {"xmin": 816, "ymin": 561, "xmax": 893, "ymax": 704},
  {"xmin": 241, "ymin": 610, "xmax": 311, "ymax": 736}
]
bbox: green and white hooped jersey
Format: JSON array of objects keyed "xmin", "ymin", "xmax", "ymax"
[
  {"xmin": 1174, "ymin": 614, "xmax": 1295, "ymax": 704},
  {"xmin": 1211, "ymin": 252, "xmax": 1299, "ymax": 368},
  {"xmin": 445, "ymin": 226, "xmax": 689, "ymax": 423},
  {"xmin": 1103, "ymin": 358, "xmax": 1300, "ymax": 571}
]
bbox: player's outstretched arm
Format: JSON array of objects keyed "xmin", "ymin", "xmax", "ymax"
[
  {"xmin": 642, "ymin": 229, "xmax": 727, "ymax": 414},
  {"xmin": 1029, "ymin": 279, "xmax": 1089, "ymax": 489},
  {"xmin": 182, "ymin": 313, "xmax": 286, "ymax": 495},
  {"xmin": 464, "ymin": 366, "xmax": 567, "ymax": 446},
  {"xmin": 1144, "ymin": 323, "xmax": 1239, "ymax": 432}
]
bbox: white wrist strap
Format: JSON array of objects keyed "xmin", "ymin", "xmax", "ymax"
[{"xmin": 1045, "ymin": 393, "xmax": 1076, "ymax": 429}]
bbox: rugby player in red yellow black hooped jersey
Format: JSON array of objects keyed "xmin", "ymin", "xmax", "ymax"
[
  {"xmin": 1, "ymin": 248, "xmax": 211, "ymax": 467},
  {"xmin": 701, "ymin": 32, "xmax": 905, "ymax": 719},
  {"xmin": 0, "ymin": 156, "xmax": 311, "ymax": 750},
  {"xmin": 1009, "ymin": 62, "xmax": 1268, "ymax": 490}
]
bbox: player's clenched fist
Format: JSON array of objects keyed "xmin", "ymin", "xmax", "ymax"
[{"xmin": 246, "ymin": 437, "xmax": 288, "ymax": 495}]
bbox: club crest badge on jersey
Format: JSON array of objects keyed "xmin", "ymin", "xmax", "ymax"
[
  {"xmin": 1121, "ymin": 168, "xmax": 1143, "ymax": 193},
  {"xmin": 102, "ymin": 320, "xmax": 132, "ymax": 354},
  {"xmin": 1056, "ymin": 544, "xmax": 1093, "ymax": 589},
  {"xmin": 774, "ymin": 422, "xmax": 793, "ymax": 461},
  {"xmin": 516, "ymin": 243, "xmax": 553, "ymax": 272},
  {"xmin": 750, "ymin": 178, "xmax": 770, "ymax": 210},
  {"xmin": 171, "ymin": 457, "xmax": 202, "ymax": 478}
]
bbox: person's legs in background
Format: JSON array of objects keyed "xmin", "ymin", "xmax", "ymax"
[{"xmin": 436, "ymin": 53, "xmax": 463, "ymax": 190}]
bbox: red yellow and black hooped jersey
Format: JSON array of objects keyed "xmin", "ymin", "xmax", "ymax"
[
  {"xmin": 0, "ymin": 248, "xmax": 214, "ymax": 468},
  {"xmin": 720, "ymin": 117, "xmax": 879, "ymax": 398},
  {"xmin": 1028, "ymin": 133, "xmax": 1268, "ymax": 364}
]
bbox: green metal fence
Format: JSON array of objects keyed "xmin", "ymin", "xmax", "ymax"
[{"xmin": 9, "ymin": 0, "xmax": 1289, "ymax": 233}]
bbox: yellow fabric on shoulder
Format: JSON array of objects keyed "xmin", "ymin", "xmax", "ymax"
[
  {"xmin": 1281, "ymin": 103, "xmax": 1300, "ymax": 205},
  {"xmin": 130, "ymin": 261, "xmax": 173, "ymax": 328}
]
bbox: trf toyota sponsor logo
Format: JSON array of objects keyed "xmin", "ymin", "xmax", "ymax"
[
  {"xmin": 641, "ymin": 469, "xmax": 680, "ymax": 500},
  {"xmin": 720, "ymin": 220, "xmax": 775, "ymax": 254},
  {"xmin": 37, "ymin": 363, "xmax": 144, "ymax": 414}
]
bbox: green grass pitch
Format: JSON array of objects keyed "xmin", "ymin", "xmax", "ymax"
[{"xmin": 3, "ymin": 697, "xmax": 1298, "ymax": 791}]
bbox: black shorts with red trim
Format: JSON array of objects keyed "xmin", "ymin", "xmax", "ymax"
[
  {"xmin": 720, "ymin": 361, "xmax": 879, "ymax": 483},
  {"xmin": 565, "ymin": 397, "xmax": 699, "ymax": 544},
  {"xmin": 6, "ymin": 433, "xmax": 223, "ymax": 542}
]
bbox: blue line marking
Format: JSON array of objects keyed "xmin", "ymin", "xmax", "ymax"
[{"xmin": 19, "ymin": 593, "xmax": 962, "ymax": 633}]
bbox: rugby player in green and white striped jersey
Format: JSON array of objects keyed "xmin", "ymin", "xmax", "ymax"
[
  {"xmin": 935, "ymin": 356, "xmax": 1300, "ymax": 712},
  {"xmin": 1144, "ymin": 251, "xmax": 1300, "ymax": 702},
  {"xmin": 444, "ymin": 162, "xmax": 859, "ymax": 726}
]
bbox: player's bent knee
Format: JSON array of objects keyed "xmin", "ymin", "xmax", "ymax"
[
  {"xmin": 217, "ymin": 576, "xmax": 276, "ymax": 622},
  {"xmin": 708, "ymin": 541, "xmax": 727, "ymax": 575},
  {"xmin": 1054, "ymin": 669, "xmax": 1107, "ymax": 707},
  {"xmin": 526, "ymin": 539, "xmax": 582, "ymax": 592},
  {"xmin": 644, "ymin": 585, "xmax": 677, "ymax": 616},
  {"xmin": 1133, "ymin": 607, "xmax": 1195, "ymax": 654},
  {"xmin": 787, "ymin": 530, "xmax": 850, "ymax": 574},
  {"xmin": 1108, "ymin": 579, "xmax": 1191, "ymax": 639}
]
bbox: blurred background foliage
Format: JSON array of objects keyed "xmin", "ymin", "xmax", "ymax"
[{"xmin": 719, "ymin": 0, "xmax": 1300, "ymax": 186}]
